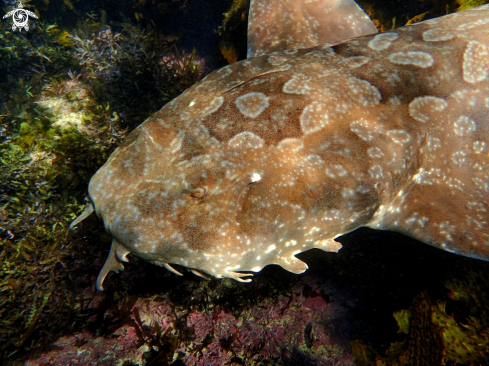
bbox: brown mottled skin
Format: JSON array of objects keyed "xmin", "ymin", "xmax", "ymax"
[{"xmin": 76, "ymin": 5, "xmax": 489, "ymax": 290}]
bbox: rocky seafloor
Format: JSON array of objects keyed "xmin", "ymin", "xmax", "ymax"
[{"xmin": 21, "ymin": 227, "xmax": 489, "ymax": 366}]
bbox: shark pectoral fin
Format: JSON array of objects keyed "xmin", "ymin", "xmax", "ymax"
[
  {"xmin": 96, "ymin": 239, "xmax": 127, "ymax": 291},
  {"xmin": 247, "ymin": 0, "xmax": 377, "ymax": 57},
  {"xmin": 368, "ymin": 171, "xmax": 489, "ymax": 261},
  {"xmin": 69, "ymin": 201, "xmax": 94, "ymax": 230}
]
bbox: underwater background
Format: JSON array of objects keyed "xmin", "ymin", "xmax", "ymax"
[{"xmin": 1, "ymin": 0, "xmax": 489, "ymax": 365}]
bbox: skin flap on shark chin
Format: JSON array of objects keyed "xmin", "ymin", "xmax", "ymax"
[{"xmin": 71, "ymin": 0, "xmax": 489, "ymax": 291}]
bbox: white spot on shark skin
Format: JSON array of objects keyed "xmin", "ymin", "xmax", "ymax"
[
  {"xmin": 473, "ymin": 176, "xmax": 489, "ymax": 193},
  {"xmin": 422, "ymin": 28, "xmax": 455, "ymax": 42},
  {"xmin": 388, "ymin": 51, "xmax": 434, "ymax": 68},
  {"xmin": 251, "ymin": 173, "xmax": 262, "ymax": 182},
  {"xmin": 453, "ymin": 115, "xmax": 477, "ymax": 136},
  {"xmin": 409, "ymin": 96, "xmax": 448, "ymax": 123},
  {"xmin": 321, "ymin": 209, "xmax": 341, "ymax": 222},
  {"xmin": 411, "ymin": 168, "xmax": 425, "ymax": 183},
  {"xmin": 457, "ymin": 16, "xmax": 489, "ymax": 30},
  {"xmin": 272, "ymin": 63, "xmax": 293, "ymax": 72},
  {"xmin": 369, "ymin": 165, "xmax": 384, "ymax": 179},
  {"xmin": 350, "ymin": 119, "xmax": 374, "ymax": 141},
  {"xmin": 405, "ymin": 213, "xmax": 429, "ymax": 227},
  {"xmin": 300, "ymin": 101, "xmax": 330, "ymax": 134},
  {"xmin": 473, "ymin": 141, "xmax": 486, "ymax": 154},
  {"xmin": 389, "ymin": 96, "xmax": 402, "ymax": 106},
  {"xmin": 367, "ymin": 147, "xmax": 384, "ymax": 159},
  {"xmin": 235, "ymin": 92, "xmax": 270, "ymax": 118},
  {"xmin": 284, "ymin": 49, "xmax": 298, "ymax": 55},
  {"xmin": 202, "ymin": 96, "xmax": 224, "ymax": 117},
  {"xmin": 285, "ymin": 240, "xmax": 297, "ymax": 247},
  {"xmin": 386, "ymin": 72, "xmax": 402, "ymax": 87},
  {"xmin": 304, "ymin": 50, "xmax": 332, "ymax": 59},
  {"xmin": 228, "ymin": 131, "xmax": 265, "ymax": 149},
  {"xmin": 427, "ymin": 135, "xmax": 442, "ymax": 152},
  {"xmin": 452, "ymin": 150, "xmax": 468, "ymax": 167},
  {"xmin": 463, "ymin": 41, "xmax": 489, "ymax": 84},
  {"xmin": 268, "ymin": 54, "xmax": 288, "ymax": 65},
  {"xmin": 304, "ymin": 154, "xmax": 324, "ymax": 167},
  {"xmin": 387, "ymin": 130, "xmax": 411, "ymax": 145},
  {"xmin": 347, "ymin": 77, "xmax": 382, "ymax": 106},
  {"xmin": 216, "ymin": 65, "xmax": 233, "ymax": 79},
  {"xmin": 368, "ymin": 32, "xmax": 398, "ymax": 51},
  {"xmin": 346, "ymin": 56, "xmax": 371, "ymax": 68},
  {"xmin": 265, "ymin": 244, "xmax": 276, "ymax": 253},
  {"xmin": 325, "ymin": 164, "xmax": 347, "ymax": 179},
  {"xmin": 342, "ymin": 188, "xmax": 355, "ymax": 198},
  {"xmin": 283, "ymin": 74, "xmax": 312, "ymax": 94},
  {"xmin": 277, "ymin": 138, "xmax": 304, "ymax": 151}
]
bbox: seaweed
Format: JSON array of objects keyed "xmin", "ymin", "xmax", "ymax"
[
  {"xmin": 350, "ymin": 260, "xmax": 489, "ymax": 366},
  {"xmin": 0, "ymin": 3, "xmax": 211, "ymax": 360},
  {"xmin": 218, "ymin": 0, "xmax": 249, "ymax": 63},
  {"xmin": 456, "ymin": 0, "xmax": 489, "ymax": 11},
  {"xmin": 0, "ymin": 116, "xmax": 122, "ymax": 360},
  {"xmin": 71, "ymin": 19, "xmax": 206, "ymax": 130}
]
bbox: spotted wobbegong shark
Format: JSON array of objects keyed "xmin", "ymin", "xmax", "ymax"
[{"xmin": 71, "ymin": 0, "xmax": 489, "ymax": 290}]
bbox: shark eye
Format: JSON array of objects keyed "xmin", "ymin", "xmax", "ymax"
[{"xmin": 190, "ymin": 186, "xmax": 207, "ymax": 199}]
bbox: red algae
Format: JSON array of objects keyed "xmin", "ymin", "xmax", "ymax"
[{"xmin": 25, "ymin": 274, "xmax": 355, "ymax": 366}]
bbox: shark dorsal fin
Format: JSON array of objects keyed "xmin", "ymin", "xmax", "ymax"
[{"xmin": 247, "ymin": 0, "xmax": 378, "ymax": 57}]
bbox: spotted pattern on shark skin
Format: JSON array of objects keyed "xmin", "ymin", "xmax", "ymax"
[{"xmin": 74, "ymin": 4, "xmax": 489, "ymax": 290}]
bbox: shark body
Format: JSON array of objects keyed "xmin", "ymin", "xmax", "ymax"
[{"xmin": 72, "ymin": 0, "xmax": 489, "ymax": 290}]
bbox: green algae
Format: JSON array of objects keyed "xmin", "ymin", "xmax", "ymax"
[
  {"xmin": 433, "ymin": 268, "xmax": 489, "ymax": 363},
  {"xmin": 0, "ymin": 117, "xmax": 121, "ymax": 358},
  {"xmin": 456, "ymin": 0, "xmax": 489, "ymax": 11},
  {"xmin": 0, "ymin": 5, "xmax": 206, "ymax": 361}
]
